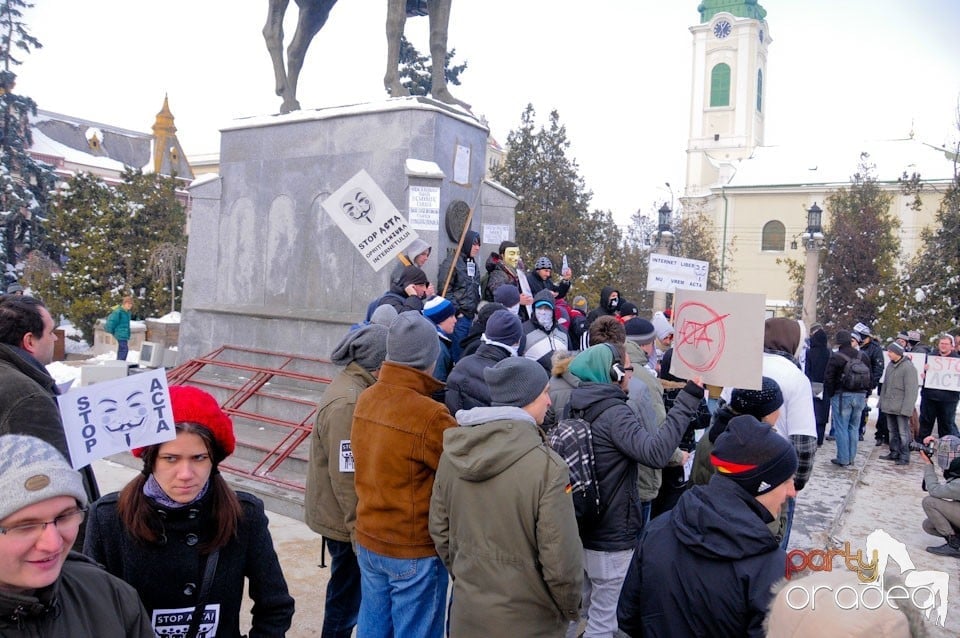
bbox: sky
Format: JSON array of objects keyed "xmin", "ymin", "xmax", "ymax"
[{"xmin": 15, "ymin": 1, "xmax": 960, "ymax": 227}]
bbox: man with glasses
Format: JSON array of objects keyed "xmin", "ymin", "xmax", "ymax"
[{"xmin": 0, "ymin": 434, "xmax": 153, "ymax": 635}]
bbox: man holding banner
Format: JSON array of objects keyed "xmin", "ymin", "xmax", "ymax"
[{"xmin": 918, "ymin": 334, "xmax": 960, "ymax": 441}]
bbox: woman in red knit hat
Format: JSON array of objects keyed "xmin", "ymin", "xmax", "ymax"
[{"xmin": 83, "ymin": 385, "xmax": 294, "ymax": 638}]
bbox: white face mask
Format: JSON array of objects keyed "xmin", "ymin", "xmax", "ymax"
[
  {"xmin": 535, "ymin": 307, "xmax": 554, "ymax": 329},
  {"xmin": 509, "ymin": 304, "xmax": 520, "ymax": 315}
]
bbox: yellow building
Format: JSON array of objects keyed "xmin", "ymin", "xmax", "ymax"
[{"xmin": 682, "ymin": 1, "xmax": 955, "ymax": 314}]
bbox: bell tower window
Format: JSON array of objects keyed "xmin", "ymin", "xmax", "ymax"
[{"xmin": 710, "ymin": 63, "xmax": 731, "ymax": 107}]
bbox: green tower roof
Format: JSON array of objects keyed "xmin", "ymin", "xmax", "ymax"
[{"xmin": 697, "ymin": 0, "xmax": 767, "ymax": 23}]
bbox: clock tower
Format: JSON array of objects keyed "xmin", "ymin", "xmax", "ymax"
[{"xmin": 685, "ymin": 0, "xmax": 769, "ymax": 198}]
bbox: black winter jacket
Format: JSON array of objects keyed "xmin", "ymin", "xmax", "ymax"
[
  {"xmin": 617, "ymin": 476, "xmax": 785, "ymax": 638},
  {"xmin": 568, "ymin": 380, "xmax": 702, "ymax": 551},
  {"xmin": 862, "ymin": 339, "xmax": 886, "ymax": 389},
  {"xmin": 824, "ymin": 344, "xmax": 871, "ymax": 398},
  {"xmin": 0, "ymin": 552, "xmax": 154, "ymax": 637},
  {"xmin": 804, "ymin": 329, "xmax": 830, "ymax": 384},
  {"xmin": 438, "ymin": 230, "xmax": 481, "ymax": 319},
  {"xmin": 444, "ymin": 343, "xmax": 513, "ymax": 414},
  {"xmin": 84, "ymin": 490, "xmax": 294, "ymax": 638}
]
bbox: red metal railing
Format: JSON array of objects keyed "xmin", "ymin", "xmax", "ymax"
[{"xmin": 167, "ymin": 345, "xmax": 332, "ymax": 491}]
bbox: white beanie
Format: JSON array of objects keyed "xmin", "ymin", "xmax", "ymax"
[{"xmin": 0, "ymin": 435, "xmax": 87, "ymax": 523}]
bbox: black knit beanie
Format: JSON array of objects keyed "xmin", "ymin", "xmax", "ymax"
[{"xmin": 711, "ymin": 415, "xmax": 798, "ymax": 496}]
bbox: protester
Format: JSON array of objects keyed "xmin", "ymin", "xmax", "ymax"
[
  {"xmin": 84, "ymin": 385, "xmax": 295, "ymax": 637},
  {"xmin": 351, "ymin": 312, "xmax": 457, "ymax": 638},
  {"xmin": 437, "ymin": 230, "xmax": 481, "ymax": 361},
  {"xmin": 445, "ymin": 309, "xmax": 523, "ymax": 414},
  {"xmin": 617, "ymin": 415, "xmax": 797, "ymax": 637},
  {"xmin": 1, "ymin": 295, "xmax": 100, "ymax": 518},
  {"xmin": 0, "ymin": 435, "xmax": 154, "ymax": 637},
  {"xmin": 566, "ymin": 343, "xmax": 702, "ymax": 638},
  {"xmin": 305, "ymin": 323, "xmax": 389, "ymax": 638},
  {"xmin": 430, "ymin": 357, "xmax": 582, "ymax": 637},
  {"xmin": 879, "ymin": 342, "xmax": 920, "ymax": 466}
]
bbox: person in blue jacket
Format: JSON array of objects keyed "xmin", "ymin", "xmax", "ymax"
[{"xmin": 104, "ymin": 296, "xmax": 133, "ymax": 360}]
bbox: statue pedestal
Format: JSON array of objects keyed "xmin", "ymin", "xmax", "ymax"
[{"xmin": 178, "ymin": 97, "xmax": 517, "ymax": 365}]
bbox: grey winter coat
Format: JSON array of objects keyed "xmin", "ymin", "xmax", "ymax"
[
  {"xmin": 879, "ymin": 355, "xmax": 919, "ymax": 417},
  {"xmin": 430, "ymin": 406, "xmax": 583, "ymax": 637}
]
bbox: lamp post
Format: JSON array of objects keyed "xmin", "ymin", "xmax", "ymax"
[
  {"xmin": 652, "ymin": 202, "xmax": 674, "ymax": 314},
  {"xmin": 801, "ymin": 202, "xmax": 825, "ymax": 328}
]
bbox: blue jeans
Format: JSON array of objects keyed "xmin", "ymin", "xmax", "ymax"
[
  {"xmin": 323, "ymin": 538, "xmax": 361, "ymax": 638},
  {"xmin": 450, "ymin": 315, "xmax": 472, "ymax": 363},
  {"xmin": 356, "ymin": 545, "xmax": 447, "ymax": 638},
  {"xmin": 832, "ymin": 392, "xmax": 865, "ymax": 464},
  {"xmin": 117, "ymin": 339, "xmax": 129, "ymax": 361}
]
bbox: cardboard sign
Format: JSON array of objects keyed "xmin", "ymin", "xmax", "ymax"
[
  {"xmin": 923, "ymin": 355, "xmax": 960, "ymax": 391},
  {"xmin": 646, "ymin": 254, "xmax": 709, "ymax": 293},
  {"xmin": 57, "ymin": 369, "xmax": 175, "ymax": 469},
  {"xmin": 322, "ymin": 169, "xmax": 419, "ymax": 272},
  {"xmin": 669, "ymin": 290, "xmax": 765, "ymax": 389}
]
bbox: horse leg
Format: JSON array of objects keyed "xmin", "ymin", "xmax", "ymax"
[
  {"xmin": 284, "ymin": 0, "xmax": 338, "ymax": 113},
  {"xmin": 427, "ymin": 0, "xmax": 469, "ymax": 109},
  {"xmin": 384, "ymin": 0, "xmax": 409, "ymax": 97},
  {"xmin": 263, "ymin": 0, "xmax": 291, "ymax": 101}
]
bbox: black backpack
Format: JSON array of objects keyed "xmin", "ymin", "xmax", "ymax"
[
  {"xmin": 839, "ymin": 352, "xmax": 872, "ymax": 391},
  {"xmin": 547, "ymin": 417, "xmax": 603, "ymax": 534}
]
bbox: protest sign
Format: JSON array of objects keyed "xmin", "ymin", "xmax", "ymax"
[
  {"xmin": 321, "ymin": 169, "xmax": 418, "ymax": 271},
  {"xmin": 669, "ymin": 289, "xmax": 765, "ymax": 389},
  {"xmin": 57, "ymin": 368, "xmax": 175, "ymax": 469},
  {"xmin": 923, "ymin": 355, "xmax": 960, "ymax": 391}
]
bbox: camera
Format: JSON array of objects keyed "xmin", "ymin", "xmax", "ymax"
[{"xmin": 909, "ymin": 441, "xmax": 936, "ymax": 456}]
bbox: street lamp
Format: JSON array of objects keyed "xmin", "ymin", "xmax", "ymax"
[
  {"xmin": 652, "ymin": 202, "xmax": 675, "ymax": 313},
  {"xmin": 800, "ymin": 202, "xmax": 826, "ymax": 328},
  {"xmin": 806, "ymin": 202, "xmax": 823, "ymax": 234}
]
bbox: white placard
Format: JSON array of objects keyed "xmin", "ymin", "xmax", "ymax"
[
  {"xmin": 321, "ymin": 169, "xmax": 419, "ymax": 272},
  {"xmin": 57, "ymin": 369, "xmax": 175, "ymax": 469},
  {"xmin": 453, "ymin": 144, "xmax": 471, "ymax": 184},
  {"xmin": 408, "ymin": 185, "xmax": 440, "ymax": 230},
  {"xmin": 482, "ymin": 223, "xmax": 510, "ymax": 246},
  {"xmin": 646, "ymin": 254, "xmax": 709, "ymax": 293},
  {"xmin": 923, "ymin": 355, "xmax": 960, "ymax": 391}
]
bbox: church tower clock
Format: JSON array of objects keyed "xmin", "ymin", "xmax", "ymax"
[{"xmin": 685, "ymin": 0, "xmax": 769, "ymax": 198}]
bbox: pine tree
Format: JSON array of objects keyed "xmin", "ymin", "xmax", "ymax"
[
  {"xmin": 0, "ymin": 0, "xmax": 56, "ymax": 281},
  {"xmin": 397, "ymin": 34, "xmax": 467, "ymax": 97},
  {"xmin": 492, "ymin": 104, "xmax": 623, "ymax": 306},
  {"xmin": 816, "ymin": 154, "xmax": 900, "ymax": 333},
  {"xmin": 898, "ymin": 139, "xmax": 960, "ymax": 335},
  {"xmin": 37, "ymin": 169, "xmax": 186, "ymax": 341}
]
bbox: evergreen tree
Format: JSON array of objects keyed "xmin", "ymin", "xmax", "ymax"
[
  {"xmin": 898, "ymin": 139, "xmax": 960, "ymax": 335},
  {"xmin": 37, "ymin": 168, "xmax": 186, "ymax": 341},
  {"xmin": 492, "ymin": 104, "xmax": 624, "ymax": 306},
  {"xmin": 816, "ymin": 154, "xmax": 900, "ymax": 333},
  {"xmin": 397, "ymin": 34, "xmax": 467, "ymax": 97},
  {"xmin": 0, "ymin": 0, "xmax": 56, "ymax": 281}
]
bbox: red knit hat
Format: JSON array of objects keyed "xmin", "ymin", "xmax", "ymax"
[{"xmin": 132, "ymin": 385, "xmax": 236, "ymax": 460}]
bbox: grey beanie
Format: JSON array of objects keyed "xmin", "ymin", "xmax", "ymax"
[
  {"xmin": 332, "ymin": 324, "xmax": 389, "ymax": 371},
  {"xmin": 0, "ymin": 435, "xmax": 87, "ymax": 522},
  {"xmin": 624, "ymin": 317, "xmax": 656, "ymax": 345},
  {"xmin": 483, "ymin": 357, "xmax": 549, "ymax": 408},
  {"xmin": 887, "ymin": 341, "xmax": 905, "ymax": 357},
  {"xmin": 387, "ymin": 312, "xmax": 440, "ymax": 371},
  {"xmin": 370, "ymin": 304, "xmax": 398, "ymax": 327}
]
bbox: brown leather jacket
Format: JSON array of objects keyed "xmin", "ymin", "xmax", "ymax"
[{"xmin": 351, "ymin": 361, "xmax": 457, "ymax": 558}]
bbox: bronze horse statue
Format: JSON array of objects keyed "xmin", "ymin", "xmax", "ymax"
[{"xmin": 263, "ymin": 0, "xmax": 467, "ymax": 114}]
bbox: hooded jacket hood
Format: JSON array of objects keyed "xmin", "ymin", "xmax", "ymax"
[
  {"xmin": 443, "ymin": 406, "xmax": 542, "ymax": 482},
  {"xmin": 672, "ymin": 476, "xmax": 779, "ymax": 560},
  {"xmin": 460, "ymin": 230, "xmax": 480, "ymax": 258},
  {"xmin": 599, "ymin": 285, "xmax": 620, "ymax": 313},
  {"xmin": 403, "ymin": 238, "xmax": 431, "ymax": 263},
  {"xmin": 530, "ymin": 289, "xmax": 556, "ymax": 331},
  {"xmin": 764, "ymin": 318, "xmax": 806, "ymax": 359}
]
